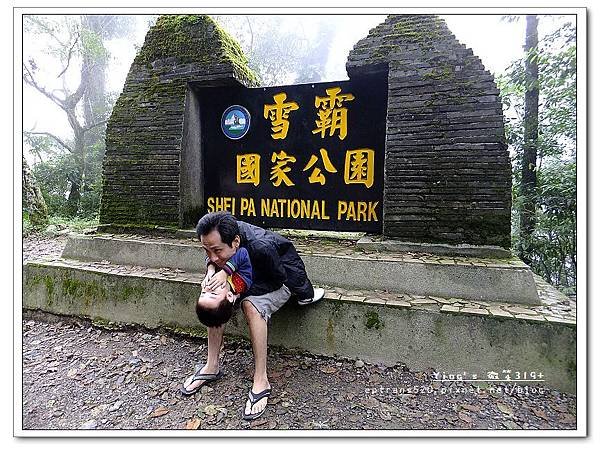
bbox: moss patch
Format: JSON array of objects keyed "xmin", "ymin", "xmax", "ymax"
[
  {"xmin": 120, "ymin": 284, "xmax": 146, "ymax": 302},
  {"xmin": 164, "ymin": 324, "xmax": 208, "ymax": 338},
  {"xmin": 432, "ymin": 316, "xmax": 445, "ymax": 341},
  {"xmin": 61, "ymin": 277, "xmax": 107, "ymax": 307},
  {"xmin": 365, "ymin": 310, "xmax": 384, "ymax": 330},
  {"xmin": 91, "ymin": 317, "xmax": 125, "ymax": 330},
  {"xmin": 136, "ymin": 15, "xmax": 258, "ymax": 85},
  {"xmin": 27, "ymin": 273, "xmax": 57, "ymax": 306},
  {"xmin": 423, "ymin": 64, "xmax": 454, "ymax": 81},
  {"xmin": 326, "ymin": 318, "xmax": 335, "ymax": 349}
]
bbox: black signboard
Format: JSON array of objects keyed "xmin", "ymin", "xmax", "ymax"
[{"xmin": 198, "ymin": 74, "xmax": 388, "ymax": 232}]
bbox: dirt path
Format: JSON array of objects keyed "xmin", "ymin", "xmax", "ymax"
[{"xmin": 21, "ymin": 312, "xmax": 576, "ymax": 431}]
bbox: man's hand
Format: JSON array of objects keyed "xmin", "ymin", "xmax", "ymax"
[
  {"xmin": 204, "ymin": 269, "xmax": 228, "ymax": 292},
  {"xmin": 201, "ymin": 265, "xmax": 217, "ymax": 289}
]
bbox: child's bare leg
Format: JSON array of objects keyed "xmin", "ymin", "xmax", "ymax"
[{"xmin": 183, "ymin": 324, "xmax": 224, "ymax": 391}]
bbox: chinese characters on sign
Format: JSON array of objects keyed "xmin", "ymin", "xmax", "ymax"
[
  {"xmin": 202, "ymin": 76, "xmax": 387, "ymax": 232},
  {"xmin": 236, "ymin": 154, "xmax": 260, "ymax": 186},
  {"xmin": 270, "ymin": 150, "xmax": 296, "ymax": 187},
  {"xmin": 263, "ymin": 93, "xmax": 298, "ymax": 140},
  {"xmin": 312, "ymin": 87, "xmax": 355, "ymax": 140},
  {"xmin": 256, "ymin": 89, "xmax": 369, "ymax": 188},
  {"xmin": 303, "ymin": 148, "xmax": 337, "ymax": 185}
]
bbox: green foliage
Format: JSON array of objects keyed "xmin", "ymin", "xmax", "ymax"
[
  {"xmin": 32, "ymin": 155, "xmax": 75, "ymax": 216},
  {"xmin": 23, "ymin": 212, "xmax": 35, "ymax": 235},
  {"xmin": 81, "ymin": 27, "xmax": 109, "ymax": 62},
  {"xmin": 499, "ymin": 20, "xmax": 576, "ymax": 162},
  {"xmin": 32, "ymin": 151, "xmax": 103, "ymax": 219},
  {"xmin": 47, "ymin": 215, "xmax": 99, "ymax": 232},
  {"xmin": 24, "ymin": 15, "xmax": 137, "ymax": 220},
  {"xmin": 23, "ymin": 213, "xmax": 99, "ymax": 237},
  {"xmin": 500, "ymin": 17, "xmax": 576, "ymax": 293},
  {"xmin": 294, "ymin": 23, "xmax": 335, "ymax": 84}
]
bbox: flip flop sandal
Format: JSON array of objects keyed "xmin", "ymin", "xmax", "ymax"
[
  {"xmin": 242, "ymin": 387, "xmax": 272, "ymax": 421},
  {"xmin": 179, "ymin": 368, "xmax": 224, "ymax": 396}
]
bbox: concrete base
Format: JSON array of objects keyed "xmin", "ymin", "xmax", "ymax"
[
  {"xmin": 23, "ymin": 260, "xmax": 576, "ymax": 393},
  {"xmin": 62, "ymin": 234, "xmax": 541, "ymax": 305},
  {"xmin": 356, "ymin": 236, "xmax": 512, "ymax": 258}
]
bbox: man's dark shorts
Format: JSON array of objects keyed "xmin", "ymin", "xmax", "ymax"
[{"xmin": 239, "ymin": 284, "xmax": 291, "ymax": 322}]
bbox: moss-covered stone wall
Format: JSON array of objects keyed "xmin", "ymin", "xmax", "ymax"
[
  {"xmin": 99, "ymin": 15, "xmax": 258, "ymax": 228},
  {"xmin": 347, "ymin": 15, "xmax": 511, "ymax": 248}
]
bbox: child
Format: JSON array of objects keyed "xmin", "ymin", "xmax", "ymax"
[
  {"xmin": 202, "ymin": 246, "xmax": 252, "ymax": 298},
  {"xmin": 180, "ymin": 248, "xmax": 253, "ymax": 396},
  {"xmin": 196, "ymin": 246, "xmax": 253, "ymax": 327}
]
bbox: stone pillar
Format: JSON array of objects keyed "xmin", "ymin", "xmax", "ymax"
[
  {"xmin": 99, "ymin": 15, "xmax": 258, "ymax": 229},
  {"xmin": 347, "ymin": 15, "xmax": 511, "ymax": 248}
]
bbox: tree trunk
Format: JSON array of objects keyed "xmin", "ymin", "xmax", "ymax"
[
  {"xmin": 22, "ymin": 158, "xmax": 49, "ymax": 227},
  {"xmin": 66, "ymin": 128, "xmax": 85, "ymax": 217},
  {"xmin": 519, "ymin": 15, "xmax": 539, "ymax": 264},
  {"xmin": 82, "ymin": 16, "xmax": 108, "ymax": 147}
]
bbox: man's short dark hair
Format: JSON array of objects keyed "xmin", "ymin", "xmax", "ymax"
[
  {"xmin": 196, "ymin": 211, "xmax": 239, "ymax": 246},
  {"xmin": 196, "ymin": 297, "xmax": 234, "ymax": 328}
]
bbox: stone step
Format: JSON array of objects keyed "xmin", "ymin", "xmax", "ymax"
[
  {"xmin": 62, "ymin": 233, "xmax": 541, "ymax": 305},
  {"xmin": 23, "ymin": 258, "xmax": 575, "ymax": 393}
]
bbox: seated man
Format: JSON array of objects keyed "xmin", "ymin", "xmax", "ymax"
[{"xmin": 181, "ymin": 211, "xmax": 324, "ymax": 421}]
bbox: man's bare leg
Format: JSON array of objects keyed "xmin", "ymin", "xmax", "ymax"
[
  {"xmin": 242, "ymin": 300, "xmax": 271, "ymax": 416},
  {"xmin": 182, "ymin": 324, "xmax": 224, "ymax": 392}
]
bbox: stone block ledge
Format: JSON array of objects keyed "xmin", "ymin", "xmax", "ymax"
[
  {"xmin": 61, "ymin": 233, "xmax": 540, "ymax": 305},
  {"xmin": 356, "ymin": 235, "xmax": 512, "ymax": 258},
  {"xmin": 23, "ymin": 259, "xmax": 576, "ymax": 393}
]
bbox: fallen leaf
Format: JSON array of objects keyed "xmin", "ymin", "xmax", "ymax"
[
  {"xmin": 558, "ymin": 413, "xmax": 576, "ymax": 424},
  {"xmin": 67, "ymin": 368, "xmax": 78, "ymax": 378},
  {"xmin": 250, "ymin": 418, "xmax": 269, "ymax": 427},
  {"xmin": 362, "ymin": 397, "xmax": 379, "ymax": 409},
  {"xmin": 109, "ymin": 400, "xmax": 123, "ymax": 412},
  {"xmin": 531, "ymin": 408, "xmax": 549, "ymax": 420},
  {"xmin": 503, "ymin": 420, "xmax": 520, "ymax": 430},
  {"xmin": 216, "ymin": 410, "xmax": 228, "ymax": 423},
  {"xmin": 160, "ymin": 335, "xmax": 167, "ymax": 345},
  {"xmin": 203, "ymin": 404, "xmax": 223, "ymax": 416},
  {"xmin": 460, "ymin": 404, "xmax": 481, "ymax": 413},
  {"xmin": 458, "ymin": 412, "xmax": 472, "ymax": 423},
  {"xmin": 185, "ymin": 418, "xmax": 202, "ymax": 429},
  {"xmin": 320, "ymin": 366, "xmax": 338, "ymax": 374},
  {"xmin": 497, "ymin": 402, "xmax": 514, "ymax": 417},
  {"xmin": 267, "ymin": 420, "xmax": 277, "ymax": 429},
  {"xmin": 149, "ymin": 407, "xmax": 170, "ymax": 418},
  {"xmin": 379, "ymin": 410, "xmax": 392, "ymax": 421},
  {"xmin": 368, "ymin": 373, "xmax": 383, "ymax": 383},
  {"xmin": 551, "ymin": 403, "xmax": 568, "ymax": 413}
]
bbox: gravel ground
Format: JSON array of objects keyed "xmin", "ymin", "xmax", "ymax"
[{"xmin": 20, "ymin": 233, "xmax": 577, "ymax": 432}]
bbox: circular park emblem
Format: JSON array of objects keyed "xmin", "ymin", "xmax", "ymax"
[{"xmin": 221, "ymin": 105, "xmax": 251, "ymax": 140}]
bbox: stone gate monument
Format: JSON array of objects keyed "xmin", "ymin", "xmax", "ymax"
[{"xmin": 99, "ymin": 14, "xmax": 510, "ymax": 249}]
